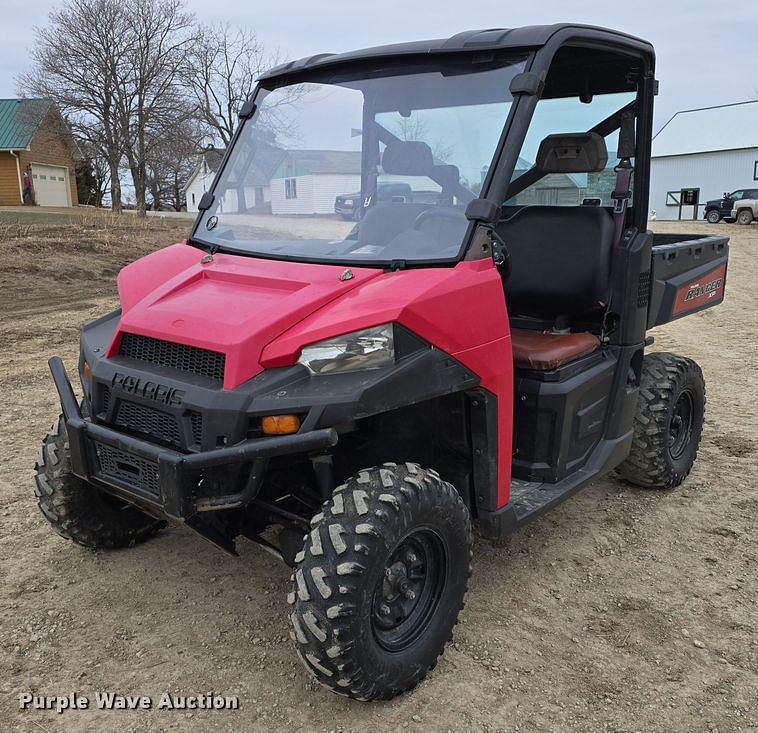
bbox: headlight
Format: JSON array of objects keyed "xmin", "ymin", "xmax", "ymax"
[{"xmin": 298, "ymin": 324, "xmax": 394, "ymax": 375}]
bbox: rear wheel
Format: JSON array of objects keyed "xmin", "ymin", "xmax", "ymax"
[
  {"xmin": 34, "ymin": 416, "xmax": 166, "ymax": 549},
  {"xmin": 736, "ymin": 208, "xmax": 753, "ymax": 225},
  {"xmin": 288, "ymin": 462, "xmax": 471, "ymax": 700},
  {"xmin": 618, "ymin": 353, "xmax": 705, "ymax": 489},
  {"xmin": 705, "ymin": 209, "xmax": 721, "ymax": 224}
]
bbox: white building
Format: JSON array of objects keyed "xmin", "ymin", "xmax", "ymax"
[
  {"xmin": 649, "ymin": 100, "xmax": 758, "ymax": 220},
  {"xmin": 185, "ymin": 148, "xmax": 225, "ymax": 213},
  {"xmin": 270, "ymin": 150, "xmax": 361, "ymax": 215},
  {"xmin": 186, "ymin": 144, "xmax": 291, "ymax": 214}
]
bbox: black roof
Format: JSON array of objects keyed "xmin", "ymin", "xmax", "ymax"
[
  {"xmin": 260, "ymin": 24, "xmax": 653, "ymax": 82},
  {"xmin": 201, "ymin": 147, "xmax": 226, "ymax": 174}
]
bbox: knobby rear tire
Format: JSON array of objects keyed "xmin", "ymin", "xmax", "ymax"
[{"xmin": 618, "ymin": 353, "xmax": 705, "ymax": 489}]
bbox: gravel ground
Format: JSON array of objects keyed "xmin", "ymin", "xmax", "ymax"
[{"xmin": 0, "ymin": 213, "xmax": 755, "ymax": 732}]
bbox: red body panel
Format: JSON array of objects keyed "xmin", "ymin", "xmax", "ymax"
[
  {"xmin": 113, "ymin": 244, "xmax": 385, "ymax": 389},
  {"xmin": 672, "ymin": 263, "xmax": 727, "ymax": 315},
  {"xmin": 113, "ymin": 243, "xmax": 514, "ymax": 506}
]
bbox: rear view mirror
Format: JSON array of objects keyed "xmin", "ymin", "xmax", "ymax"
[{"xmin": 382, "ymin": 140, "xmax": 434, "ymax": 176}]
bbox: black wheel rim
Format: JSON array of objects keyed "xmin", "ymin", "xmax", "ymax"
[
  {"xmin": 371, "ymin": 528, "xmax": 447, "ymax": 652},
  {"xmin": 669, "ymin": 389, "xmax": 694, "ymax": 460}
]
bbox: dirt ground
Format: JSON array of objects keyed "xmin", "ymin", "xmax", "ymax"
[{"xmin": 0, "ymin": 211, "xmax": 755, "ymax": 732}]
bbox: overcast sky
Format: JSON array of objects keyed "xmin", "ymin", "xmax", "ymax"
[{"xmin": 1, "ymin": 0, "xmax": 756, "ymax": 131}]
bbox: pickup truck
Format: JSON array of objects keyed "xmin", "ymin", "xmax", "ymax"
[
  {"xmin": 704, "ymin": 188, "xmax": 758, "ymax": 223},
  {"xmin": 335, "ymin": 182, "xmax": 413, "ymax": 220},
  {"xmin": 731, "ymin": 199, "xmax": 757, "ymax": 225}
]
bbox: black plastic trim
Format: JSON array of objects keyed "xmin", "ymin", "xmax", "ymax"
[
  {"xmin": 197, "ymin": 192, "xmax": 214, "ymax": 211},
  {"xmin": 49, "ymin": 357, "xmax": 338, "ymax": 519},
  {"xmin": 259, "ymin": 24, "xmax": 653, "ymax": 82},
  {"xmin": 238, "ymin": 99, "xmax": 256, "ymax": 119},
  {"xmin": 509, "ymin": 70, "xmax": 545, "ymax": 96},
  {"xmin": 465, "ymin": 199, "xmax": 502, "ymax": 223}
]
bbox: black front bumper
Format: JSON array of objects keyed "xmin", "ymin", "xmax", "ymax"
[{"xmin": 50, "ymin": 357, "xmax": 338, "ymax": 519}]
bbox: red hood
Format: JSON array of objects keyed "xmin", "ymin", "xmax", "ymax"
[{"xmin": 113, "ymin": 243, "xmax": 383, "ymax": 388}]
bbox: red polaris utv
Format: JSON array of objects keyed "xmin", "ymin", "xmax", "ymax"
[{"xmin": 37, "ymin": 24, "xmax": 728, "ymax": 700}]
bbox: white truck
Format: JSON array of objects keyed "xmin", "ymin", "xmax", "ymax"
[{"xmin": 731, "ymin": 199, "xmax": 758, "ymax": 225}]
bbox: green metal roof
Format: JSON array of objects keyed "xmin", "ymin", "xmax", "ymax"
[{"xmin": 0, "ymin": 98, "xmax": 51, "ymax": 149}]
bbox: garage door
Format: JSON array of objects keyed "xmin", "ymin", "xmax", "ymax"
[{"xmin": 31, "ymin": 164, "xmax": 70, "ymax": 207}]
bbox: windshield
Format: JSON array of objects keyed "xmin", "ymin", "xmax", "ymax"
[{"xmin": 194, "ymin": 54, "xmax": 527, "ymax": 266}]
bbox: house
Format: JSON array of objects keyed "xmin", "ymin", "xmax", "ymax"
[
  {"xmin": 185, "ymin": 147, "xmax": 225, "ymax": 212},
  {"xmin": 649, "ymin": 100, "xmax": 758, "ymax": 219},
  {"xmin": 507, "ymin": 158, "xmax": 586, "ymax": 205},
  {"xmin": 270, "ymin": 150, "xmax": 361, "ymax": 215},
  {"xmin": 185, "ymin": 143, "xmax": 286, "ymax": 213},
  {"xmin": 0, "ymin": 98, "xmax": 79, "ymax": 207}
]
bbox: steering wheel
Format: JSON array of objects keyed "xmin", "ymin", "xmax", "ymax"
[{"xmin": 412, "ymin": 208, "xmax": 466, "ymax": 230}]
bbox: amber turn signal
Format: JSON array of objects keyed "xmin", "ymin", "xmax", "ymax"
[
  {"xmin": 261, "ymin": 414, "xmax": 300, "ymax": 436},
  {"xmin": 83, "ymin": 361, "xmax": 90, "ymax": 381}
]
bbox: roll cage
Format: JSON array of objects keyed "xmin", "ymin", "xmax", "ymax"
[{"xmin": 189, "ymin": 23, "xmax": 656, "ymax": 267}]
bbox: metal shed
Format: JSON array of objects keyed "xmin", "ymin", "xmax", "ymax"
[{"xmin": 649, "ymin": 100, "xmax": 758, "ymax": 220}]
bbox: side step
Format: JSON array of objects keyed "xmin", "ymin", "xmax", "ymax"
[
  {"xmin": 509, "ymin": 473, "xmax": 592, "ymax": 524},
  {"xmin": 478, "ymin": 473, "xmax": 595, "ymax": 540},
  {"xmin": 477, "ymin": 434, "xmax": 633, "ymax": 541}
]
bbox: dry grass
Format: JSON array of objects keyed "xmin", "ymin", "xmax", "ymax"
[
  {"xmin": 0, "ymin": 210, "xmax": 188, "ymax": 254},
  {"xmin": 0, "ymin": 211, "xmax": 190, "ymax": 312}
]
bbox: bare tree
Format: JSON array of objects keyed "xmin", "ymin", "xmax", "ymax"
[
  {"xmin": 21, "ymin": 0, "xmax": 198, "ymax": 216},
  {"xmin": 75, "ymin": 141, "xmax": 110, "ymax": 206},
  {"xmin": 117, "ymin": 0, "xmax": 197, "ymax": 216},
  {"xmin": 21, "ymin": 1, "xmax": 293, "ymax": 216},
  {"xmin": 146, "ymin": 118, "xmax": 203, "ymax": 210},
  {"xmin": 20, "ymin": 0, "xmax": 132, "ymax": 212},
  {"xmin": 186, "ymin": 23, "xmax": 281, "ymax": 147},
  {"xmin": 395, "ymin": 116, "xmax": 453, "ymax": 163}
]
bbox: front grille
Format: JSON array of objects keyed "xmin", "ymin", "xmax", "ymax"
[
  {"xmin": 189, "ymin": 411, "xmax": 203, "ymax": 446},
  {"xmin": 114, "ymin": 401, "xmax": 181, "ymax": 447},
  {"xmin": 100, "ymin": 385, "xmax": 111, "ymax": 414},
  {"xmin": 119, "ymin": 332, "xmax": 225, "ymax": 383},
  {"xmin": 94, "ymin": 442, "xmax": 160, "ymax": 497}
]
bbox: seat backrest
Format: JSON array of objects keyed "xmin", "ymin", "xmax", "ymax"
[{"xmin": 497, "ymin": 205, "xmax": 614, "ymax": 318}]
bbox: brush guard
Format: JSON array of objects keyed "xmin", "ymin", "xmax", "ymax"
[{"xmin": 49, "ymin": 357, "xmax": 338, "ymax": 520}]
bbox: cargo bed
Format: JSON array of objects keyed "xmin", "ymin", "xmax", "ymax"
[{"xmin": 647, "ymin": 233, "xmax": 729, "ymax": 327}]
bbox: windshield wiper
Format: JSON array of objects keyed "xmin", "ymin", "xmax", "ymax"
[{"xmin": 386, "ymin": 259, "xmax": 407, "ymax": 271}]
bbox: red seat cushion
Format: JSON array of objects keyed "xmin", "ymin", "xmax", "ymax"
[{"xmin": 511, "ymin": 329, "xmax": 600, "ymax": 370}]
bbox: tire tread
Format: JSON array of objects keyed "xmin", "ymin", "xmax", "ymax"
[
  {"xmin": 35, "ymin": 416, "xmax": 165, "ymax": 549},
  {"xmin": 618, "ymin": 352, "xmax": 705, "ymax": 489},
  {"xmin": 289, "ymin": 462, "xmax": 471, "ymax": 700}
]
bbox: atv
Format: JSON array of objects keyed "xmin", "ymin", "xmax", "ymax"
[{"xmin": 38, "ymin": 24, "xmax": 729, "ymax": 701}]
